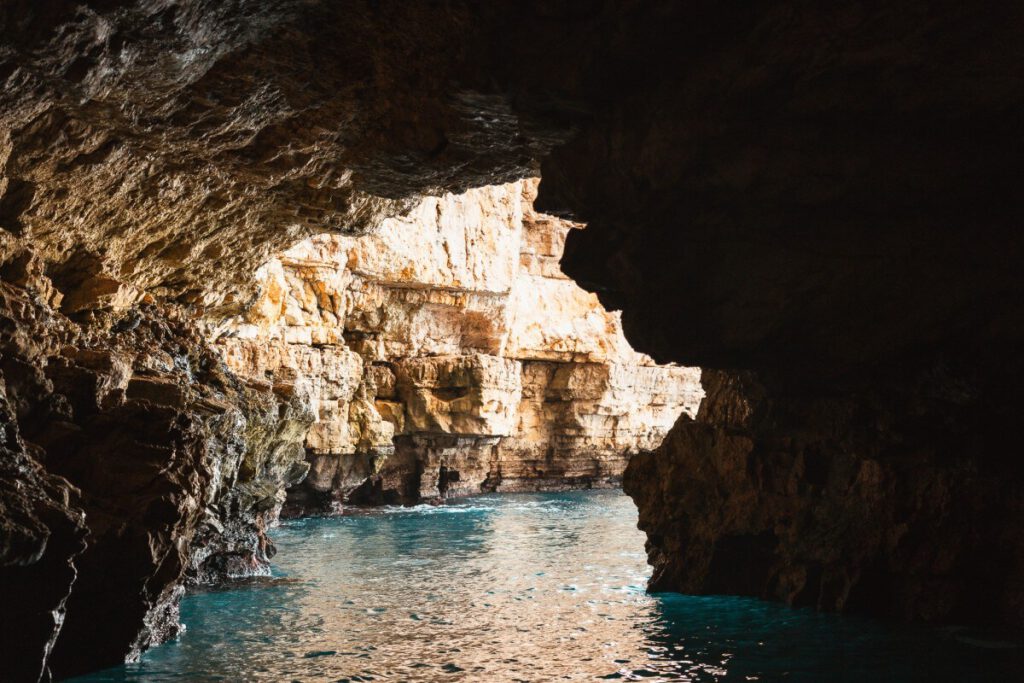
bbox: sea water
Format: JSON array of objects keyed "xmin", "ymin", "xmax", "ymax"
[{"xmin": 73, "ymin": 490, "xmax": 1021, "ymax": 682}]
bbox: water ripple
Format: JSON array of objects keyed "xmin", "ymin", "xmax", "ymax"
[{"xmin": 74, "ymin": 491, "xmax": 1021, "ymax": 682}]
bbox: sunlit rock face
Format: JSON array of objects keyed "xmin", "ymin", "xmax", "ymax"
[{"xmin": 212, "ymin": 180, "xmax": 702, "ymax": 508}]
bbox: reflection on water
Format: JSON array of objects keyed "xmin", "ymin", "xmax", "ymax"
[{"xmin": 74, "ymin": 490, "xmax": 1021, "ymax": 682}]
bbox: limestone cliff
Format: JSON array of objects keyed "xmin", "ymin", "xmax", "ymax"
[{"xmin": 212, "ymin": 180, "xmax": 702, "ymax": 508}]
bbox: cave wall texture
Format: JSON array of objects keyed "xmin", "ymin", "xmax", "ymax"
[{"xmin": 2, "ymin": 1, "xmax": 1024, "ymax": 680}]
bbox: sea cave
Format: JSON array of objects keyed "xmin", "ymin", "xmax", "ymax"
[{"xmin": 2, "ymin": 2, "xmax": 1023, "ymax": 681}]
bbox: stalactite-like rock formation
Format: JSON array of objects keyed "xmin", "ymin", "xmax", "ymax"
[{"xmin": 212, "ymin": 180, "xmax": 702, "ymax": 509}]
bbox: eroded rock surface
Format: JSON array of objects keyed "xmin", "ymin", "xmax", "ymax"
[
  {"xmin": 0, "ymin": 368, "xmax": 86, "ymax": 683},
  {"xmin": 0, "ymin": 261, "xmax": 311, "ymax": 679},
  {"xmin": 213, "ymin": 180, "xmax": 702, "ymax": 509},
  {"xmin": 0, "ymin": 1, "xmax": 570, "ymax": 318},
  {"xmin": 626, "ymin": 369, "xmax": 1024, "ymax": 627},
  {"xmin": 0, "ymin": 4, "xmax": 574, "ymax": 677}
]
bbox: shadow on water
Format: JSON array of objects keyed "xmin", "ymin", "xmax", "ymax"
[
  {"xmin": 639, "ymin": 593, "xmax": 1023, "ymax": 682},
  {"xmin": 72, "ymin": 490, "xmax": 1022, "ymax": 682}
]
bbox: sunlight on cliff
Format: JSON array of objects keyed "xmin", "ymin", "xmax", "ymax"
[{"xmin": 207, "ymin": 179, "xmax": 703, "ymax": 510}]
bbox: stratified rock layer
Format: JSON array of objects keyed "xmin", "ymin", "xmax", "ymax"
[{"xmin": 213, "ymin": 180, "xmax": 702, "ymax": 508}]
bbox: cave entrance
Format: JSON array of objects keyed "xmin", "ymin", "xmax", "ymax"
[
  {"xmin": 210, "ymin": 178, "xmax": 702, "ymax": 512},
  {"xmin": 437, "ymin": 465, "xmax": 460, "ymax": 496}
]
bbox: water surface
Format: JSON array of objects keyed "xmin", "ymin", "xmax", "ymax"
[{"xmin": 75, "ymin": 490, "xmax": 1021, "ymax": 681}]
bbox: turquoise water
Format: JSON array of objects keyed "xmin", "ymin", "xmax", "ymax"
[{"xmin": 74, "ymin": 490, "xmax": 1020, "ymax": 682}]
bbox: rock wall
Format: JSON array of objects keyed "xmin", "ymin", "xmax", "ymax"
[
  {"xmin": 625, "ymin": 369, "xmax": 1024, "ymax": 627},
  {"xmin": 212, "ymin": 180, "xmax": 702, "ymax": 509},
  {"xmin": 0, "ymin": 259, "xmax": 313, "ymax": 678},
  {"xmin": 0, "ymin": 4, "xmax": 571, "ymax": 676}
]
